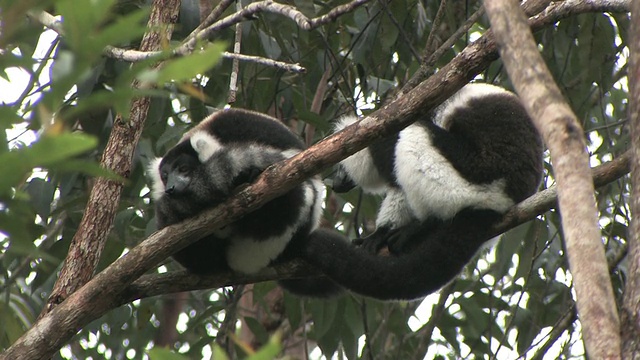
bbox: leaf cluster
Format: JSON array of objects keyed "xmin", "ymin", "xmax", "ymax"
[{"xmin": 0, "ymin": 0, "xmax": 632, "ymax": 359}]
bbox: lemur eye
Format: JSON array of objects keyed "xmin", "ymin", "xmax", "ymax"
[
  {"xmin": 161, "ymin": 170, "xmax": 168, "ymax": 180},
  {"xmin": 178, "ymin": 165, "xmax": 190, "ymax": 173}
]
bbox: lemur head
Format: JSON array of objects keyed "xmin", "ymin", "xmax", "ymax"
[
  {"xmin": 149, "ymin": 129, "xmax": 225, "ymax": 202},
  {"xmin": 156, "ymin": 141, "xmax": 200, "ymax": 197}
]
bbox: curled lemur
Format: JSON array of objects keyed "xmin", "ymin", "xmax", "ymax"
[
  {"xmin": 148, "ymin": 87, "xmax": 542, "ymax": 301},
  {"xmin": 298, "ymin": 83, "xmax": 544, "ymax": 300},
  {"xmin": 149, "ymin": 108, "xmax": 343, "ymax": 297}
]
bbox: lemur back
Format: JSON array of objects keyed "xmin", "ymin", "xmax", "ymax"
[
  {"xmin": 334, "ymin": 83, "xmax": 542, "ymax": 238},
  {"xmin": 318, "ymin": 83, "xmax": 544, "ymax": 299}
]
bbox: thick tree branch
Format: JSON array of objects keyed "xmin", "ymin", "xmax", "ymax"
[
  {"xmin": 115, "ymin": 150, "xmax": 631, "ymax": 304},
  {"xmin": 1, "ymin": 1, "xmax": 630, "ymax": 359},
  {"xmin": 484, "ymin": 0, "xmax": 621, "ymax": 358},
  {"xmin": 37, "ymin": 0, "xmax": 182, "ymax": 320},
  {"xmin": 621, "ymin": 0, "xmax": 640, "ymax": 356}
]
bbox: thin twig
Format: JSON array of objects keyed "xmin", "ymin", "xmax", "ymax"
[
  {"xmin": 403, "ymin": 5, "xmax": 486, "ymax": 93},
  {"xmin": 422, "ymin": 0, "xmax": 448, "ymax": 60},
  {"xmin": 222, "ymin": 52, "xmax": 306, "ymax": 73},
  {"xmin": 104, "ymin": 46, "xmax": 308, "ymax": 72},
  {"xmin": 2, "ymin": 2, "xmax": 630, "ymax": 358},
  {"xmin": 178, "ymin": 0, "xmax": 372, "ymax": 55},
  {"xmin": 189, "ymin": 0, "xmax": 235, "ymax": 38},
  {"xmin": 227, "ymin": 1, "xmax": 243, "ymax": 104},
  {"xmin": 378, "ymin": 0, "xmax": 421, "ymax": 61}
]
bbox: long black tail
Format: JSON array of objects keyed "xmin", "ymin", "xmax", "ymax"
[{"xmin": 302, "ymin": 209, "xmax": 503, "ymax": 301}]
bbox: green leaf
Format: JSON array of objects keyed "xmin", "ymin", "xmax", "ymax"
[
  {"xmin": 57, "ymin": 0, "xmax": 116, "ymax": 52},
  {"xmin": 308, "ymin": 298, "xmax": 338, "ymax": 339},
  {"xmin": 283, "ymin": 292, "xmax": 303, "ymax": 329},
  {"xmin": 0, "ymin": 302, "xmax": 27, "ymax": 349},
  {"xmin": 139, "ymin": 42, "xmax": 226, "ymax": 85},
  {"xmin": 211, "ymin": 344, "xmax": 230, "ymax": 360},
  {"xmin": 343, "ymin": 297, "xmax": 364, "ymax": 337},
  {"xmin": 243, "ymin": 316, "xmax": 269, "ymax": 345},
  {"xmin": 24, "ymin": 177, "xmax": 56, "ymax": 219},
  {"xmin": 0, "ymin": 132, "xmax": 97, "ymax": 194},
  {"xmin": 147, "ymin": 347, "xmax": 190, "ymax": 360},
  {"xmin": 93, "ymin": 8, "xmax": 149, "ymax": 49},
  {"xmin": 246, "ymin": 333, "xmax": 282, "ymax": 360}
]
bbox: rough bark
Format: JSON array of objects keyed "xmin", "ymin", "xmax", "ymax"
[
  {"xmin": 1, "ymin": 1, "xmax": 631, "ymax": 359},
  {"xmin": 38, "ymin": 0, "xmax": 182, "ymax": 320},
  {"xmin": 622, "ymin": 0, "xmax": 640, "ymax": 358},
  {"xmin": 484, "ymin": 0, "xmax": 621, "ymax": 358},
  {"xmin": 116, "ymin": 150, "xmax": 631, "ymax": 302},
  {"xmin": 1, "ymin": 129, "xmax": 630, "ymax": 360}
]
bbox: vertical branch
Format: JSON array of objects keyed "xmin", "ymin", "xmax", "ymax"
[
  {"xmin": 622, "ymin": 0, "xmax": 640, "ymax": 357},
  {"xmin": 38, "ymin": 0, "xmax": 182, "ymax": 318},
  {"xmin": 228, "ymin": 1, "xmax": 243, "ymax": 104},
  {"xmin": 483, "ymin": 0, "xmax": 621, "ymax": 359}
]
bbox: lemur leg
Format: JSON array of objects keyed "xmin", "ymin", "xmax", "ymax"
[
  {"xmin": 385, "ymin": 216, "xmax": 444, "ymax": 254},
  {"xmin": 359, "ymin": 188, "xmax": 416, "ymax": 254}
]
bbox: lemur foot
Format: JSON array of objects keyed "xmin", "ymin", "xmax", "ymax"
[{"xmin": 358, "ymin": 226, "xmax": 394, "ymax": 255}]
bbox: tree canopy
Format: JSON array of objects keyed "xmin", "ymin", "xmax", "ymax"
[{"xmin": 0, "ymin": 0, "xmax": 638, "ymax": 359}]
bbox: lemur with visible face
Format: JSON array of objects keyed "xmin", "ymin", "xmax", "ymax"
[
  {"xmin": 149, "ymin": 83, "xmax": 543, "ymax": 301},
  {"xmin": 149, "ymin": 108, "xmax": 343, "ymax": 297}
]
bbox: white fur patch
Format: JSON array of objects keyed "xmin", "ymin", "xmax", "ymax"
[
  {"xmin": 333, "ymin": 115, "xmax": 358, "ymax": 132},
  {"xmin": 335, "ymin": 116, "xmax": 389, "ymax": 194},
  {"xmin": 435, "ymin": 83, "xmax": 514, "ymax": 129},
  {"xmin": 375, "ymin": 188, "xmax": 416, "ymax": 229},
  {"xmin": 148, "ymin": 157, "xmax": 165, "ymax": 201},
  {"xmin": 226, "ymin": 178, "xmax": 318, "ymax": 274},
  {"xmin": 394, "ymin": 124, "xmax": 514, "ymax": 221},
  {"xmin": 308, "ymin": 177, "xmax": 325, "ymax": 231},
  {"xmin": 190, "ymin": 130, "xmax": 223, "ymax": 162},
  {"xmin": 226, "ymin": 231, "xmax": 295, "ymax": 274},
  {"xmin": 281, "ymin": 148, "xmax": 301, "ymax": 159}
]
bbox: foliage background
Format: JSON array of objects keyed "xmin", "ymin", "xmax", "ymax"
[{"xmin": 0, "ymin": 0, "xmax": 632, "ymax": 359}]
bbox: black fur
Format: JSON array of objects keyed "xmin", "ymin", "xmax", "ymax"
[
  {"xmin": 322, "ymin": 84, "xmax": 544, "ymax": 300},
  {"xmin": 186, "ymin": 108, "xmax": 305, "ymax": 150},
  {"xmin": 302, "ymin": 208, "xmax": 503, "ymax": 300},
  {"xmin": 151, "ymin": 109, "xmax": 344, "ymax": 297},
  {"xmin": 363, "ymin": 92, "xmax": 542, "ymax": 203},
  {"xmin": 155, "ymin": 144, "xmax": 304, "ymax": 274}
]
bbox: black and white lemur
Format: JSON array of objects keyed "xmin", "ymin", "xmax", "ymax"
[
  {"xmin": 149, "ymin": 108, "xmax": 343, "ymax": 297},
  {"xmin": 149, "ymin": 83, "xmax": 543, "ymax": 300},
  {"xmin": 298, "ymin": 83, "xmax": 544, "ymax": 300}
]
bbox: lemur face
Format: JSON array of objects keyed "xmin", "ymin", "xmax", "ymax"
[{"xmin": 159, "ymin": 152, "xmax": 200, "ymax": 196}]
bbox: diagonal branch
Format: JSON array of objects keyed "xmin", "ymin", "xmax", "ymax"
[
  {"xmin": 36, "ymin": 0, "xmax": 182, "ymax": 320},
  {"xmin": 1, "ymin": 1, "xmax": 630, "ymax": 359},
  {"xmin": 113, "ymin": 149, "xmax": 631, "ymax": 305}
]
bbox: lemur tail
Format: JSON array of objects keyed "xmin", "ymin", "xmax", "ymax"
[{"xmin": 302, "ymin": 209, "xmax": 502, "ymax": 301}]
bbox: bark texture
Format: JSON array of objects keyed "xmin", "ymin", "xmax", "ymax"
[
  {"xmin": 1, "ymin": 1, "xmax": 631, "ymax": 359},
  {"xmin": 484, "ymin": 0, "xmax": 621, "ymax": 358},
  {"xmin": 622, "ymin": 0, "xmax": 640, "ymax": 358},
  {"xmin": 38, "ymin": 0, "xmax": 181, "ymax": 318}
]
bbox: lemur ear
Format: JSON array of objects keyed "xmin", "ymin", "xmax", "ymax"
[{"xmin": 190, "ymin": 131, "xmax": 223, "ymax": 162}]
